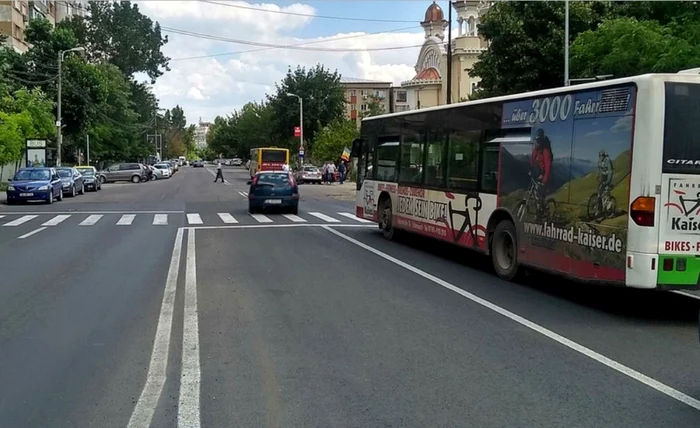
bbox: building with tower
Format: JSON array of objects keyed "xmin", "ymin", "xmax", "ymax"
[{"xmin": 400, "ymin": 1, "xmax": 489, "ymax": 110}]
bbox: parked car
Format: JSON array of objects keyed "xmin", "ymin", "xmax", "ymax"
[
  {"xmin": 191, "ymin": 159, "xmax": 204, "ymax": 167},
  {"xmin": 75, "ymin": 166, "xmax": 102, "ymax": 191},
  {"xmin": 153, "ymin": 162, "xmax": 172, "ymax": 178},
  {"xmin": 247, "ymin": 171, "xmax": 299, "ymax": 214},
  {"xmin": 6, "ymin": 167, "xmax": 63, "ymax": 204},
  {"xmin": 99, "ymin": 162, "xmax": 148, "ymax": 183},
  {"xmin": 232, "ymin": 158, "xmax": 243, "ymax": 166},
  {"xmin": 295, "ymin": 165, "xmax": 322, "ymax": 184},
  {"xmin": 57, "ymin": 167, "xmax": 85, "ymax": 197}
]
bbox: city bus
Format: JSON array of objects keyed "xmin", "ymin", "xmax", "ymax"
[
  {"xmin": 352, "ymin": 73, "xmax": 700, "ymax": 290},
  {"xmin": 249, "ymin": 147, "xmax": 290, "ymax": 178}
]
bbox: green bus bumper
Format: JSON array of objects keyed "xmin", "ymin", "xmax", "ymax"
[{"xmin": 658, "ymin": 254, "xmax": 700, "ymax": 288}]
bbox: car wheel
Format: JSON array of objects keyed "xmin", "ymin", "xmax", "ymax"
[
  {"xmin": 79, "ymin": 184, "xmax": 85, "ymax": 195},
  {"xmin": 291, "ymin": 206, "xmax": 298, "ymax": 215},
  {"xmin": 152, "ymin": 174, "xmax": 158, "ymax": 181},
  {"xmin": 47, "ymin": 191, "xmax": 53, "ymax": 204},
  {"xmin": 57, "ymin": 188, "xmax": 63, "ymax": 201},
  {"xmin": 132, "ymin": 175, "xmax": 141, "ymax": 183},
  {"xmin": 71, "ymin": 185, "xmax": 76, "ymax": 197},
  {"xmin": 100, "ymin": 176, "xmax": 106, "ymax": 184},
  {"xmin": 248, "ymin": 205, "xmax": 256, "ymax": 214}
]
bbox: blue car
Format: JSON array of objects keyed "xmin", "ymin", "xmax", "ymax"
[
  {"xmin": 6, "ymin": 167, "xmax": 64, "ymax": 205},
  {"xmin": 247, "ymin": 171, "xmax": 299, "ymax": 214}
]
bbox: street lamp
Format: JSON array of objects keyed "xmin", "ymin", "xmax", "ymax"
[
  {"xmin": 564, "ymin": 0, "xmax": 569, "ymax": 86},
  {"xmin": 286, "ymin": 92, "xmax": 303, "ymax": 166},
  {"xmin": 57, "ymin": 46, "xmax": 85, "ymax": 166}
]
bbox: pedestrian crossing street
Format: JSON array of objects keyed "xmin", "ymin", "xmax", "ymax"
[{"xmin": 0, "ymin": 211, "xmax": 373, "ymax": 230}]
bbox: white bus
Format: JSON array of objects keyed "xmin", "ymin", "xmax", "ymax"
[{"xmin": 353, "ymin": 73, "xmax": 700, "ymax": 290}]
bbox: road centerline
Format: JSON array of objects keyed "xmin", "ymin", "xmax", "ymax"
[
  {"xmin": 322, "ymin": 226, "xmax": 700, "ymax": 412},
  {"xmin": 127, "ymin": 228, "xmax": 184, "ymax": 428},
  {"xmin": 179, "ymin": 229, "xmax": 201, "ymax": 428}
]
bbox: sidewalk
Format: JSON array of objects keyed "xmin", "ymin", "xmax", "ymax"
[{"xmin": 301, "ymin": 181, "xmax": 356, "ymax": 202}]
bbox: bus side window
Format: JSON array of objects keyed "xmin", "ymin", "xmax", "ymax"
[
  {"xmin": 481, "ymin": 144, "xmax": 500, "ymax": 193},
  {"xmin": 376, "ymin": 137, "xmax": 399, "ymax": 182},
  {"xmin": 400, "ymin": 114, "xmax": 426, "ymax": 184}
]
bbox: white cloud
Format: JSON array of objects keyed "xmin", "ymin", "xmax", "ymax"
[{"xmin": 136, "ymin": 1, "xmax": 424, "ymax": 123}]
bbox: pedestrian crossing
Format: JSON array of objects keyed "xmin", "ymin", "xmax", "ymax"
[{"xmin": 0, "ymin": 211, "xmax": 374, "ymax": 230}]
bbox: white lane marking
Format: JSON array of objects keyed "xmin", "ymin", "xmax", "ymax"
[
  {"xmin": 18, "ymin": 227, "xmax": 46, "ymax": 239},
  {"xmin": 250, "ymin": 213, "xmax": 272, "ymax": 223},
  {"xmin": 323, "ymin": 226, "xmax": 700, "ymax": 412},
  {"xmin": 238, "ymin": 191, "xmax": 247, "ymax": 198},
  {"xmin": 3, "ymin": 215, "xmax": 38, "ymax": 226},
  {"xmin": 242, "ymin": 191, "xmax": 248, "ymax": 196},
  {"xmin": 117, "ymin": 214, "xmax": 136, "ymax": 225},
  {"xmin": 184, "ymin": 223, "xmax": 375, "ymax": 230},
  {"xmin": 217, "ymin": 212, "xmax": 238, "ymax": 224},
  {"xmin": 187, "ymin": 213, "xmax": 203, "ymax": 225},
  {"xmin": 153, "ymin": 214, "xmax": 168, "ymax": 225},
  {"xmin": 79, "ymin": 215, "xmax": 103, "ymax": 226},
  {"xmin": 337, "ymin": 212, "xmax": 373, "ymax": 223},
  {"xmin": 127, "ymin": 228, "xmax": 184, "ymax": 428},
  {"xmin": 42, "ymin": 214, "xmax": 70, "ymax": 226},
  {"xmin": 671, "ymin": 291, "xmax": 700, "ymax": 301},
  {"xmin": 0, "ymin": 210, "xmax": 183, "ymax": 214},
  {"xmin": 308, "ymin": 212, "xmax": 340, "ymax": 223},
  {"xmin": 282, "ymin": 214, "xmax": 306, "ymax": 222},
  {"xmin": 179, "ymin": 229, "xmax": 201, "ymax": 428},
  {"xmin": 0, "ymin": 215, "xmax": 4, "ymax": 219}
]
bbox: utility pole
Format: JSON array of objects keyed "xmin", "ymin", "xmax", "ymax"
[
  {"xmin": 56, "ymin": 47, "xmax": 84, "ymax": 166},
  {"xmin": 564, "ymin": 0, "xmax": 570, "ymax": 86},
  {"xmin": 446, "ymin": 0, "xmax": 453, "ymax": 104},
  {"xmin": 86, "ymin": 133, "xmax": 90, "ymax": 165},
  {"xmin": 286, "ymin": 93, "xmax": 303, "ymax": 165}
]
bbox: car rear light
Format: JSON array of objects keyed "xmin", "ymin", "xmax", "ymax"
[
  {"xmin": 252, "ymin": 176, "xmax": 259, "ymax": 185},
  {"xmin": 630, "ymin": 196, "xmax": 655, "ymax": 227}
]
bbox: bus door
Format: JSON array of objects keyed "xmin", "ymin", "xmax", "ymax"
[{"xmin": 658, "ymin": 80, "xmax": 700, "ymax": 287}]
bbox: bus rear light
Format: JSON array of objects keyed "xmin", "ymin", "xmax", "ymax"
[
  {"xmin": 630, "ymin": 196, "xmax": 655, "ymax": 227},
  {"xmin": 663, "ymin": 258, "xmax": 674, "ymax": 271},
  {"xmin": 677, "ymin": 258, "xmax": 687, "ymax": 271}
]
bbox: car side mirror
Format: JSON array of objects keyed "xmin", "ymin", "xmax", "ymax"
[
  {"xmin": 7, "ymin": 178, "xmax": 11, "ymax": 182},
  {"xmin": 246, "ymin": 180, "xmax": 252, "ymax": 185}
]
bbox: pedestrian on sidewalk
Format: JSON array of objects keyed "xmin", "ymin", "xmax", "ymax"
[
  {"xmin": 327, "ymin": 161, "xmax": 336, "ymax": 184},
  {"xmin": 338, "ymin": 160, "xmax": 346, "ymax": 184},
  {"xmin": 214, "ymin": 161, "xmax": 224, "ymax": 182}
]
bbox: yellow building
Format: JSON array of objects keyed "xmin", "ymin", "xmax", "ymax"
[{"xmin": 401, "ymin": 1, "xmax": 489, "ymax": 110}]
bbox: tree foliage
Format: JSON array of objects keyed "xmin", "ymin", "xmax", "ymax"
[
  {"xmin": 471, "ymin": 1, "xmax": 700, "ymax": 97},
  {"xmin": 313, "ymin": 119, "xmax": 358, "ymax": 164},
  {"xmin": 360, "ymin": 94, "xmax": 386, "ymax": 118}
]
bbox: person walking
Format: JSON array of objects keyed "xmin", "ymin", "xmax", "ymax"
[
  {"xmin": 338, "ymin": 161, "xmax": 346, "ymax": 184},
  {"xmin": 214, "ymin": 161, "xmax": 224, "ymax": 182},
  {"xmin": 327, "ymin": 161, "xmax": 336, "ymax": 184}
]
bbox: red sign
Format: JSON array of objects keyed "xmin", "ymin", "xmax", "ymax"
[{"xmin": 293, "ymin": 126, "xmax": 301, "ymax": 137}]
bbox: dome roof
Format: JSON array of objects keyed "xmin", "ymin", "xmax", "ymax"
[{"xmin": 423, "ymin": 1, "xmax": 444, "ymax": 23}]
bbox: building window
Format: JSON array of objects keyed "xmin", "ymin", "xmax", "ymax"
[
  {"xmin": 360, "ymin": 104, "xmax": 368, "ymax": 111},
  {"xmin": 374, "ymin": 90, "xmax": 385, "ymax": 99},
  {"xmin": 361, "ymin": 90, "xmax": 367, "ymax": 96},
  {"xmin": 396, "ymin": 91, "xmax": 407, "ymax": 102},
  {"xmin": 471, "ymin": 82, "xmax": 478, "ymax": 94},
  {"xmin": 350, "ymin": 104, "xmax": 356, "ymax": 111},
  {"xmin": 349, "ymin": 89, "xmax": 356, "ymax": 96}
]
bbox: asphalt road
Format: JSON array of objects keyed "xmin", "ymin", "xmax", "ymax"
[{"xmin": 1, "ymin": 164, "xmax": 699, "ymax": 427}]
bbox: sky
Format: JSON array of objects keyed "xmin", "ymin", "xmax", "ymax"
[{"xmin": 134, "ymin": 0, "xmax": 441, "ymax": 124}]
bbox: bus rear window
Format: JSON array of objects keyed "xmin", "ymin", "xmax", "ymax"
[
  {"xmin": 262, "ymin": 150, "xmax": 287, "ymax": 163},
  {"xmin": 663, "ymin": 82, "xmax": 700, "ymax": 174}
]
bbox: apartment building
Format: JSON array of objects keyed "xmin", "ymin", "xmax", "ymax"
[
  {"xmin": 195, "ymin": 118, "xmax": 211, "ymax": 150},
  {"xmin": 391, "ymin": 87, "xmax": 409, "ymax": 113},
  {"xmin": 341, "ymin": 77, "xmax": 392, "ymax": 128},
  {"xmin": 0, "ymin": 0, "xmax": 84, "ymax": 53}
]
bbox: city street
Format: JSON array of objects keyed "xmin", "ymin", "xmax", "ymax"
[{"xmin": 1, "ymin": 165, "xmax": 699, "ymax": 428}]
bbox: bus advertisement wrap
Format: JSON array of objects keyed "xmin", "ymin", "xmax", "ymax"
[{"xmin": 499, "ymin": 85, "xmax": 636, "ymax": 279}]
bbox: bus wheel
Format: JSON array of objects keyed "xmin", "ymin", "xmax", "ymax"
[
  {"xmin": 378, "ymin": 197, "xmax": 395, "ymax": 240},
  {"xmin": 491, "ymin": 220, "xmax": 521, "ymax": 281}
]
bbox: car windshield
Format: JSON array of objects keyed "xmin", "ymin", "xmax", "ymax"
[
  {"xmin": 304, "ymin": 167, "xmax": 318, "ymax": 172},
  {"xmin": 57, "ymin": 169, "xmax": 73, "ymax": 178},
  {"xmin": 155, "ymin": 164, "xmax": 168, "ymax": 169},
  {"xmin": 14, "ymin": 169, "xmax": 50, "ymax": 180},
  {"xmin": 77, "ymin": 169, "xmax": 94, "ymax": 176},
  {"xmin": 257, "ymin": 173, "xmax": 291, "ymax": 186}
]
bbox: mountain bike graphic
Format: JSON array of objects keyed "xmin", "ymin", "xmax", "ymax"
[
  {"xmin": 514, "ymin": 173, "xmax": 557, "ymax": 223},
  {"xmin": 587, "ymin": 184, "xmax": 617, "ymax": 221}
]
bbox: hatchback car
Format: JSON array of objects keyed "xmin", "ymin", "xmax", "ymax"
[
  {"xmin": 296, "ymin": 165, "xmax": 322, "ymax": 184},
  {"xmin": 75, "ymin": 166, "xmax": 102, "ymax": 191},
  {"xmin": 6, "ymin": 167, "xmax": 63, "ymax": 204},
  {"xmin": 57, "ymin": 167, "xmax": 85, "ymax": 197},
  {"xmin": 247, "ymin": 171, "xmax": 299, "ymax": 214}
]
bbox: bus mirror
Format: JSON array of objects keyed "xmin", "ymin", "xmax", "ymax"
[{"xmin": 351, "ymin": 138, "xmax": 362, "ymax": 158}]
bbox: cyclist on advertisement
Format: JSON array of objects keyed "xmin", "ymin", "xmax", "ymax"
[
  {"xmin": 597, "ymin": 149, "xmax": 614, "ymax": 202},
  {"xmin": 530, "ymin": 128, "xmax": 553, "ymax": 207}
]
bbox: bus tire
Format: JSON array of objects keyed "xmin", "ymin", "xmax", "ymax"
[
  {"xmin": 378, "ymin": 196, "xmax": 396, "ymax": 240},
  {"xmin": 491, "ymin": 220, "xmax": 521, "ymax": 281}
]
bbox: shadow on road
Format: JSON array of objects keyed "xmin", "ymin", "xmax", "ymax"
[{"xmin": 385, "ymin": 230, "xmax": 700, "ymax": 324}]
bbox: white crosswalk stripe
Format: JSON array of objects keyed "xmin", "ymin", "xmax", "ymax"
[
  {"xmin": 42, "ymin": 215, "xmax": 71, "ymax": 226},
  {"xmin": 187, "ymin": 213, "xmax": 203, "ymax": 224},
  {"xmin": 3, "ymin": 215, "xmax": 38, "ymax": 226},
  {"xmin": 308, "ymin": 212, "xmax": 340, "ymax": 223},
  {"xmin": 80, "ymin": 215, "xmax": 103, "ymax": 226},
  {"xmin": 249, "ymin": 214, "xmax": 272, "ymax": 223},
  {"xmin": 0, "ymin": 215, "xmax": 4, "ymax": 220},
  {"xmin": 282, "ymin": 214, "xmax": 306, "ymax": 222},
  {"xmin": 153, "ymin": 214, "xmax": 168, "ymax": 225},
  {"xmin": 217, "ymin": 213, "xmax": 238, "ymax": 224},
  {"xmin": 337, "ymin": 212, "xmax": 373, "ymax": 223},
  {"xmin": 117, "ymin": 214, "xmax": 135, "ymax": 225}
]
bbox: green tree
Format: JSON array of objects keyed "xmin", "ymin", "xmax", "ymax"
[
  {"xmin": 361, "ymin": 94, "xmax": 386, "ymax": 118},
  {"xmin": 61, "ymin": 1, "xmax": 170, "ymax": 82},
  {"xmin": 313, "ymin": 118, "xmax": 358, "ymax": 164},
  {"xmin": 570, "ymin": 18, "xmax": 700, "ymax": 78},
  {"xmin": 268, "ymin": 64, "xmax": 346, "ymax": 156}
]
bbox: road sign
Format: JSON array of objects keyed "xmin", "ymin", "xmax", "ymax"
[{"xmin": 294, "ymin": 126, "xmax": 301, "ymax": 137}]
